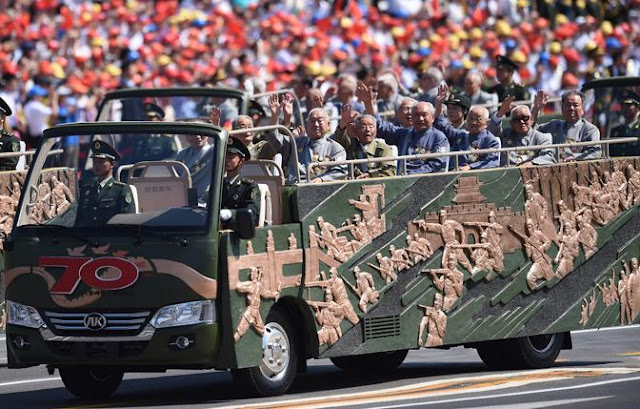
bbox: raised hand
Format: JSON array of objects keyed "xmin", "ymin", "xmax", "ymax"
[
  {"xmin": 436, "ymin": 83, "xmax": 449, "ymax": 103},
  {"xmin": 339, "ymin": 102, "xmax": 352, "ymax": 130},
  {"xmin": 209, "ymin": 106, "xmax": 221, "ymax": 126},
  {"xmin": 497, "ymin": 95, "xmax": 515, "ymax": 118},
  {"xmin": 533, "ymin": 89, "xmax": 548, "ymax": 110},
  {"xmin": 281, "ymin": 92, "xmax": 294, "ymax": 119},
  {"xmin": 268, "ymin": 93, "xmax": 281, "ymax": 125},
  {"xmin": 356, "ymin": 81, "xmax": 371, "ymax": 103}
]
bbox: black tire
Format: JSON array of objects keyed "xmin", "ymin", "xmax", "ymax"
[
  {"xmin": 59, "ymin": 366, "xmax": 123, "ymax": 399},
  {"xmin": 232, "ymin": 308, "xmax": 299, "ymax": 397},
  {"xmin": 477, "ymin": 333, "xmax": 564, "ymax": 370},
  {"xmin": 331, "ymin": 349, "xmax": 408, "ymax": 372},
  {"xmin": 514, "ymin": 333, "xmax": 564, "ymax": 369}
]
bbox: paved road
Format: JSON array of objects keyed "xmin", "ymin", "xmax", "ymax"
[{"xmin": 1, "ymin": 326, "xmax": 639, "ymax": 409}]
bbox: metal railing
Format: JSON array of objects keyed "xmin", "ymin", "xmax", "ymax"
[
  {"xmin": 0, "ymin": 148, "xmax": 63, "ymax": 170},
  {"xmin": 304, "ymin": 137, "xmax": 638, "ymax": 182},
  {"xmin": 229, "ymin": 124, "xmax": 301, "ymax": 182}
]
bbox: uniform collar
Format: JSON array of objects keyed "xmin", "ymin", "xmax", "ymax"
[
  {"xmin": 226, "ymin": 174, "xmax": 242, "ymax": 185},
  {"xmin": 99, "ymin": 176, "xmax": 113, "ymax": 190}
]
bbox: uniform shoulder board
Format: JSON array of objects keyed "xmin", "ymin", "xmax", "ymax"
[
  {"xmin": 112, "ymin": 181, "xmax": 128, "ymax": 187},
  {"xmin": 241, "ymin": 177, "xmax": 256, "ymax": 184}
]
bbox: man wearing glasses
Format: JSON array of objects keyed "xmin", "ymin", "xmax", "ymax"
[{"xmin": 488, "ymin": 96, "xmax": 555, "ymax": 166}]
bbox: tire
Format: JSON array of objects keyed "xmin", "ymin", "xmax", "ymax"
[
  {"xmin": 331, "ymin": 349, "xmax": 408, "ymax": 373},
  {"xmin": 477, "ymin": 333, "xmax": 564, "ymax": 370},
  {"xmin": 59, "ymin": 366, "xmax": 123, "ymax": 399},
  {"xmin": 515, "ymin": 333, "xmax": 564, "ymax": 369},
  {"xmin": 232, "ymin": 308, "xmax": 299, "ymax": 397}
]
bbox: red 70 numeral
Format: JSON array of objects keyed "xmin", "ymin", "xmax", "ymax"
[{"xmin": 39, "ymin": 257, "xmax": 140, "ymax": 295}]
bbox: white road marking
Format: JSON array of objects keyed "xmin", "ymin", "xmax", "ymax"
[
  {"xmin": 210, "ymin": 369, "xmax": 640, "ymax": 409},
  {"xmin": 573, "ymin": 324, "xmax": 639, "ymax": 333},
  {"xmin": 366, "ymin": 376, "xmax": 640, "ymax": 409},
  {"xmin": 0, "ymin": 377, "xmax": 61, "ymax": 388},
  {"xmin": 465, "ymin": 396, "xmax": 613, "ymax": 409}
]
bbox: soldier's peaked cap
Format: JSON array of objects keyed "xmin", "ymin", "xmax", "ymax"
[
  {"xmin": 444, "ymin": 94, "xmax": 471, "ymax": 111},
  {"xmin": 226, "ymin": 136, "xmax": 250, "ymax": 159},
  {"xmin": 90, "ymin": 140, "xmax": 120, "ymax": 161},
  {"xmin": 622, "ymin": 94, "xmax": 640, "ymax": 106},
  {"xmin": 143, "ymin": 102, "xmax": 165, "ymax": 119},
  {"xmin": 496, "ymin": 55, "xmax": 519, "ymax": 70},
  {"xmin": 0, "ymin": 95, "xmax": 12, "ymax": 116}
]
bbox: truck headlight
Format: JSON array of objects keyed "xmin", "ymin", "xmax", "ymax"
[
  {"xmin": 7, "ymin": 301, "xmax": 45, "ymax": 329},
  {"xmin": 150, "ymin": 300, "xmax": 216, "ymax": 329}
]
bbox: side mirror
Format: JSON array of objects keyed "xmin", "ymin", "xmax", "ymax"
[{"xmin": 228, "ymin": 209, "xmax": 256, "ymax": 240}]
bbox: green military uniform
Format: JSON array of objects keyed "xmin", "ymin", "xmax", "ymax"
[
  {"xmin": 0, "ymin": 95, "xmax": 20, "ymax": 171},
  {"xmin": 76, "ymin": 177, "xmax": 136, "ymax": 226},
  {"xmin": 223, "ymin": 137, "xmax": 261, "ymax": 226},
  {"xmin": 488, "ymin": 55, "xmax": 530, "ymax": 102},
  {"xmin": 0, "ymin": 129, "xmax": 21, "ymax": 171},
  {"xmin": 75, "ymin": 141, "xmax": 136, "ymax": 227},
  {"xmin": 610, "ymin": 96, "xmax": 640, "ymax": 157},
  {"xmin": 332, "ymin": 127, "xmax": 396, "ymax": 178}
]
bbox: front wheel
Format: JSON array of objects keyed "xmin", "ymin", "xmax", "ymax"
[
  {"xmin": 59, "ymin": 366, "xmax": 123, "ymax": 399},
  {"xmin": 476, "ymin": 333, "xmax": 565, "ymax": 370},
  {"xmin": 232, "ymin": 308, "xmax": 299, "ymax": 397}
]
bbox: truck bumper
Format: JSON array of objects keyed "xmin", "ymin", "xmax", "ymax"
[{"xmin": 6, "ymin": 323, "xmax": 221, "ymax": 370}]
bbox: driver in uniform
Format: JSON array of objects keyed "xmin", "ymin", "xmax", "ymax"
[
  {"xmin": 76, "ymin": 141, "xmax": 136, "ymax": 226},
  {"xmin": 0, "ymin": 96, "xmax": 21, "ymax": 171},
  {"xmin": 221, "ymin": 137, "xmax": 261, "ymax": 227}
]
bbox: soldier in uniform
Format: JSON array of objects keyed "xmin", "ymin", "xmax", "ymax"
[
  {"xmin": 76, "ymin": 141, "xmax": 136, "ymax": 227},
  {"xmin": 488, "ymin": 55, "xmax": 529, "ymax": 102},
  {"xmin": 609, "ymin": 95, "xmax": 640, "ymax": 157},
  {"xmin": 443, "ymin": 94, "xmax": 470, "ymax": 130},
  {"xmin": 0, "ymin": 96, "xmax": 21, "ymax": 171},
  {"xmin": 221, "ymin": 137, "xmax": 261, "ymax": 227}
]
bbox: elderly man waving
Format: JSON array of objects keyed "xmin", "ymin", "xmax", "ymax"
[
  {"xmin": 266, "ymin": 93, "xmax": 347, "ymax": 183},
  {"xmin": 488, "ymin": 95, "xmax": 556, "ymax": 166}
]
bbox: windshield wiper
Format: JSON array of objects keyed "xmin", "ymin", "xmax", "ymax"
[
  {"xmin": 22, "ymin": 225, "xmax": 102, "ymax": 247},
  {"xmin": 108, "ymin": 224, "xmax": 189, "ymax": 247}
]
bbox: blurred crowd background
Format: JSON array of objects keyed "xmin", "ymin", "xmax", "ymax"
[{"xmin": 0, "ymin": 0, "xmax": 639, "ymax": 139}]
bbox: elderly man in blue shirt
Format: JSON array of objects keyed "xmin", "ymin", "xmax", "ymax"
[
  {"xmin": 434, "ymin": 84, "xmax": 500, "ymax": 170},
  {"xmin": 357, "ymin": 82, "xmax": 450, "ymax": 174}
]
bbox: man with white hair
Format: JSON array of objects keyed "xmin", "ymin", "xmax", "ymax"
[
  {"xmin": 394, "ymin": 97, "xmax": 416, "ymax": 128},
  {"xmin": 462, "ymin": 71, "xmax": 498, "ymax": 109},
  {"xmin": 415, "ymin": 67, "xmax": 444, "ymax": 105},
  {"xmin": 434, "ymin": 84, "xmax": 500, "ymax": 170},
  {"xmin": 267, "ymin": 94, "xmax": 346, "ymax": 183},
  {"xmin": 358, "ymin": 82, "xmax": 450, "ymax": 174},
  {"xmin": 488, "ymin": 96, "xmax": 555, "ymax": 166},
  {"xmin": 376, "ymin": 72, "xmax": 403, "ymax": 115}
]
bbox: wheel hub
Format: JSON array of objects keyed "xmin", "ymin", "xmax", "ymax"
[
  {"xmin": 260, "ymin": 322, "xmax": 290, "ymax": 382},
  {"xmin": 527, "ymin": 334, "xmax": 555, "ymax": 353}
]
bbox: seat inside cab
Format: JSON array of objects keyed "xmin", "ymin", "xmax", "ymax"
[{"xmin": 120, "ymin": 161, "xmax": 192, "ymax": 213}]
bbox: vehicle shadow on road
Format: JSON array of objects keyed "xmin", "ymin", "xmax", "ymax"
[{"xmin": 0, "ymin": 359, "xmax": 622, "ymax": 408}]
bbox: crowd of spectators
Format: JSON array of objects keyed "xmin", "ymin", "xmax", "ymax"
[{"xmin": 0, "ymin": 0, "xmax": 638, "ymax": 139}]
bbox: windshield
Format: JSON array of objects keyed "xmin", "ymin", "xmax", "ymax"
[
  {"xmin": 17, "ymin": 129, "xmax": 218, "ymax": 230},
  {"xmin": 97, "ymin": 93, "xmax": 242, "ymax": 125}
]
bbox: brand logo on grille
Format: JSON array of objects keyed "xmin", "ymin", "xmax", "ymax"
[{"xmin": 84, "ymin": 313, "xmax": 108, "ymax": 331}]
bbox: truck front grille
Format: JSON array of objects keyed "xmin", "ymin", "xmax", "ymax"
[{"xmin": 43, "ymin": 310, "xmax": 152, "ymax": 336}]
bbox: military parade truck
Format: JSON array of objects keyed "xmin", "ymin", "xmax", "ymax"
[{"xmin": 3, "ymin": 78, "xmax": 640, "ymax": 399}]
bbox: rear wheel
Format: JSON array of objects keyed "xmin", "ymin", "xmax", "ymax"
[
  {"xmin": 476, "ymin": 333, "xmax": 564, "ymax": 370},
  {"xmin": 331, "ymin": 349, "xmax": 408, "ymax": 372},
  {"xmin": 59, "ymin": 366, "xmax": 123, "ymax": 399},
  {"xmin": 232, "ymin": 308, "xmax": 299, "ymax": 397}
]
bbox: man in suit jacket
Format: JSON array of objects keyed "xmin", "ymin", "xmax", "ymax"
[
  {"xmin": 357, "ymin": 82, "xmax": 450, "ymax": 174},
  {"xmin": 488, "ymin": 98, "xmax": 556, "ymax": 166},
  {"xmin": 434, "ymin": 85, "xmax": 500, "ymax": 170},
  {"xmin": 533, "ymin": 90, "xmax": 601, "ymax": 162},
  {"xmin": 462, "ymin": 71, "xmax": 498, "ymax": 112},
  {"xmin": 332, "ymin": 110, "xmax": 396, "ymax": 179},
  {"xmin": 76, "ymin": 141, "xmax": 136, "ymax": 226},
  {"xmin": 266, "ymin": 93, "xmax": 347, "ymax": 183}
]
